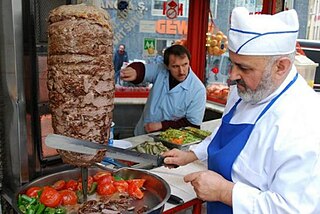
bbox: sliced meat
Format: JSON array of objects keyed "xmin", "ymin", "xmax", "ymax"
[{"xmin": 47, "ymin": 4, "xmax": 114, "ymax": 167}]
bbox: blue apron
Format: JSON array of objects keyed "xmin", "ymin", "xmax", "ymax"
[{"xmin": 207, "ymin": 73, "xmax": 298, "ymax": 214}]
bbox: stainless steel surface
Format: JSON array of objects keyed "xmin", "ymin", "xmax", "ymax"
[
  {"xmin": 0, "ymin": 0, "xmax": 30, "ymax": 192},
  {"xmin": 0, "ymin": 0, "xmax": 77, "ymax": 209},
  {"xmin": 13, "ymin": 167, "xmax": 171, "ymax": 214},
  {"xmin": 45, "ymin": 134, "xmax": 165, "ymax": 167}
]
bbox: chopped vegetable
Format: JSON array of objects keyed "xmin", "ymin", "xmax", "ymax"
[
  {"xmin": 59, "ymin": 190, "xmax": 78, "ymax": 205},
  {"xmin": 39, "ymin": 186, "xmax": 62, "ymax": 208},
  {"xmin": 17, "ymin": 170, "xmax": 148, "ymax": 213},
  {"xmin": 65, "ymin": 180, "xmax": 78, "ymax": 191},
  {"xmin": 96, "ymin": 183, "xmax": 116, "ymax": 195},
  {"xmin": 26, "ymin": 187, "xmax": 42, "ymax": 198},
  {"xmin": 36, "ymin": 203, "xmax": 45, "ymax": 214},
  {"xmin": 88, "ymin": 182, "xmax": 97, "ymax": 195},
  {"xmin": 159, "ymin": 128, "xmax": 202, "ymax": 145},
  {"xmin": 184, "ymin": 127, "xmax": 212, "ymax": 139},
  {"xmin": 52, "ymin": 180, "xmax": 66, "ymax": 191},
  {"xmin": 132, "ymin": 141, "xmax": 169, "ymax": 155}
]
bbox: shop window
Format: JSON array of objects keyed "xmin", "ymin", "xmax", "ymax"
[
  {"xmin": 210, "ymin": 0, "xmax": 218, "ymax": 19},
  {"xmin": 234, "ymin": 0, "xmax": 263, "ymax": 14},
  {"xmin": 97, "ymin": 0, "xmax": 190, "ymax": 97},
  {"xmin": 205, "ymin": 0, "xmax": 264, "ymax": 105}
]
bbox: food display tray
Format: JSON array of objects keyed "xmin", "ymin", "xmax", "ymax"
[{"xmin": 149, "ymin": 134, "xmax": 201, "ymax": 150}]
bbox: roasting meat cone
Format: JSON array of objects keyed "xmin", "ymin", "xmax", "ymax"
[{"xmin": 47, "ymin": 4, "xmax": 114, "ymax": 167}]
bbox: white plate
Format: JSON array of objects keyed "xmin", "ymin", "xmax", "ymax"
[{"xmin": 112, "ymin": 140, "xmax": 133, "ymax": 149}]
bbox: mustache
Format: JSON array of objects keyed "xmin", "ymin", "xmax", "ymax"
[{"xmin": 227, "ymin": 79, "xmax": 245, "ymax": 87}]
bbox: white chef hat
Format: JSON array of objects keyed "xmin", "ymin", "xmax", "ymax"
[{"xmin": 228, "ymin": 7, "xmax": 299, "ymax": 55}]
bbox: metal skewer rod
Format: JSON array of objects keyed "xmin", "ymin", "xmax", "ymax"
[{"xmin": 81, "ymin": 167, "xmax": 88, "ymax": 202}]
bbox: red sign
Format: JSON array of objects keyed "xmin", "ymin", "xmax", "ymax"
[{"xmin": 162, "ymin": 0, "xmax": 183, "ymax": 19}]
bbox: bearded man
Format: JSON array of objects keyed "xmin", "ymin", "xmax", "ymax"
[{"xmin": 162, "ymin": 7, "xmax": 320, "ymax": 214}]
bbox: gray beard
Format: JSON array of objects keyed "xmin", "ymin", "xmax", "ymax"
[{"xmin": 238, "ymin": 64, "xmax": 275, "ymax": 104}]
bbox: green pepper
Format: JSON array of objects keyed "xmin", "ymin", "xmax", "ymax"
[
  {"xmin": 25, "ymin": 199, "xmax": 37, "ymax": 209},
  {"xmin": 19, "ymin": 204, "xmax": 27, "ymax": 214},
  {"xmin": 88, "ymin": 182, "xmax": 97, "ymax": 195},
  {"xmin": 21, "ymin": 194, "xmax": 34, "ymax": 204},
  {"xmin": 18, "ymin": 194, "xmax": 23, "ymax": 206},
  {"xmin": 26, "ymin": 208, "xmax": 35, "ymax": 214},
  {"xmin": 34, "ymin": 203, "xmax": 39, "ymax": 211},
  {"xmin": 113, "ymin": 175, "xmax": 123, "ymax": 181},
  {"xmin": 55, "ymin": 207, "xmax": 67, "ymax": 214},
  {"xmin": 24, "ymin": 200, "xmax": 37, "ymax": 214},
  {"xmin": 75, "ymin": 190, "xmax": 84, "ymax": 203},
  {"xmin": 44, "ymin": 207, "xmax": 55, "ymax": 214},
  {"xmin": 37, "ymin": 189, "xmax": 43, "ymax": 198},
  {"xmin": 36, "ymin": 203, "xmax": 45, "ymax": 214}
]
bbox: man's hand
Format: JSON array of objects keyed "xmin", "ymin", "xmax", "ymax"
[
  {"xmin": 184, "ymin": 170, "xmax": 234, "ymax": 206},
  {"xmin": 120, "ymin": 67, "xmax": 137, "ymax": 82},
  {"xmin": 162, "ymin": 149, "xmax": 198, "ymax": 167},
  {"xmin": 144, "ymin": 122, "xmax": 162, "ymax": 133}
]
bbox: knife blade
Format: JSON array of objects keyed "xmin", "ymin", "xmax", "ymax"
[{"xmin": 45, "ymin": 134, "xmax": 165, "ymax": 167}]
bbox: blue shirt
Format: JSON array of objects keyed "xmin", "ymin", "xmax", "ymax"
[{"xmin": 134, "ymin": 63, "xmax": 206, "ymax": 135}]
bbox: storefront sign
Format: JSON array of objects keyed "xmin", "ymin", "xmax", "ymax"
[
  {"xmin": 101, "ymin": 0, "xmax": 146, "ymax": 12},
  {"xmin": 156, "ymin": 20, "xmax": 187, "ymax": 35},
  {"xmin": 143, "ymin": 38, "xmax": 156, "ymax": 56},
  {"xmin": 163, "ymin": 0, "xmax": 183, "ymax": 19}
]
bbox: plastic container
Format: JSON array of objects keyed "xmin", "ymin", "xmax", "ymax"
[{"xmin": 294, "ymin": 55, "xmax": 319, "ymax": 87}]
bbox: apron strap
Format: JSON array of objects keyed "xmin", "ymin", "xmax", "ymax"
[{"xmin": 256, "ymin": 72, "xmax": 298, "ymax": 122}]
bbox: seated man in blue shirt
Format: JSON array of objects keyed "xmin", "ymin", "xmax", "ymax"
[{"xmin": 120, "ymin": 45, "xmax": 206, "ymax": 135}]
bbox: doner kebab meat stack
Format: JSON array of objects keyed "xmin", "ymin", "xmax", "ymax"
[{"xmin": 47, "ymin": 4, "xmax": 114, "ymax": 167}]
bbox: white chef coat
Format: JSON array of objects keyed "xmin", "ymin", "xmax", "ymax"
[
  {"xmin": 134, "ymin": 63, "xmax": 206, "ymax": 135},
  {"xmin": 193, "ymin": 65, "xmax": 320, "ymax": 213}
]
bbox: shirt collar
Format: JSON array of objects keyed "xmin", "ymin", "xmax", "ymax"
[{"xmin": 167, "ymin": 68, "xmax": 193, "ymax": 91}]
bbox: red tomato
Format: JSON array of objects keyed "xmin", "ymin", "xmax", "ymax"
[
  {"xmin": 128, "ymin": 182, "xmax": 144, "ymax": 199},
  {"xmin": 93, "ymin": 171, "xmax": 112, "ymax": 181},
  {"xmin": 65, "ymin": 180, "xmax": 78, "ymax": 191},
  {"xmin": 77, "ymin": 175, "xmax": 93, "ymax": 184},
  {"xmin": 40, "ymin": 186, "xmax": 62, "ymax": 208},
  {"xmin": 52, "ymin": 180, "xmax": 66, "ymax": 191},
  {"xmin": 127, "ymin": 179, "xmax": 146, "ymax": 188},
  {"xmin": 96, "ymin": 183, "xmax": 116, "ymax": 196},
  {"xmin": 113, "ymin": 180, "xmax": 129, "ymax": 193},
  {"xmin": 59, "ymin": 189, "xmax": 78, "ymax": 205},
  {"xmin": 77, "ymin": 176, "xmax": 93, "ymax": 191},
  {"xmin": 97, "ymin": 175, "xmax": 114, "ymax": 186},
  {"xmin": 26, "ymin": 186, "xmax": 41, "ymax": 198}
]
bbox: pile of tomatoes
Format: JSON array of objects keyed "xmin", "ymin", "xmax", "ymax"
[
  {"xmin": 17, "ymin": 170, "xmax": 146, "ymax": 214},
  {"xmin": 206, "ymin": 83, "xmax": 230, "ymax": 101}
]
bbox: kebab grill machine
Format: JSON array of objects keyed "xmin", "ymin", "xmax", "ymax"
[{"xmin": 0, "ymin": 0, "xmax": 170, "ymax": 212}]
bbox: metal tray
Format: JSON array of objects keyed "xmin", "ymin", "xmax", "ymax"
[
  {"xmin": 149, "ymin": 134, "xmax": 201, "ymax": 150},
  {"xmin": 13, "ymin": 167, "xmax": 170, "ymax": 214}
]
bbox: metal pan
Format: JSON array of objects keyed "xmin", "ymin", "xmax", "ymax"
[{"xmin": 13, "ymin": 167, "xmax": 171, "ymax": 214}]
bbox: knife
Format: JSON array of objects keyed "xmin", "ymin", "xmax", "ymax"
[{"xmin": 45, "ymin": 134, "xmax": 165, "ymax": 167}]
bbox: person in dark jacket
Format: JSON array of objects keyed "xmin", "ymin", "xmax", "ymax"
[{"xmin": 113, "ymin": 44, "xmax": 129, "ymax": 84}]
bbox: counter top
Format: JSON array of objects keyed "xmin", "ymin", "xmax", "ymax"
[
  {"xmin": 122, "ymin": 119, "xmax": 222, "ymax": 212},
  {"xmin": 115, "ymin": 97, "xmax": 225, "ymax": 114},
  {"xmin": 151, "ymin": 161, "xmax": 207, "ymax": 211}
]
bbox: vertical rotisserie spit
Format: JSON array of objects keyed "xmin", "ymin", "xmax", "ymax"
[{"xmin": 47, "ymin": 4, "xmax": 114, "ymax": 167}]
